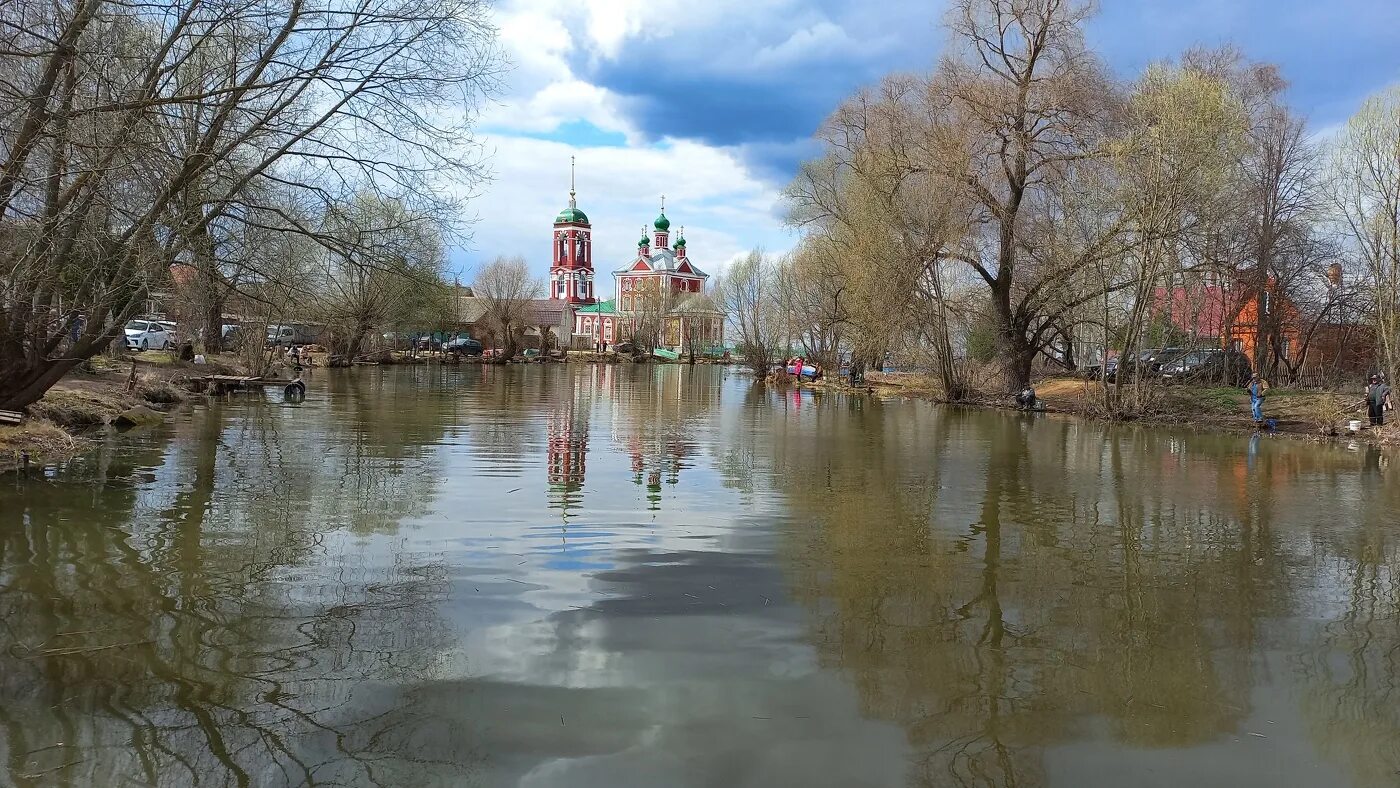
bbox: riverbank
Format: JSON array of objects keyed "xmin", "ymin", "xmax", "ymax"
[
  {"xmin": 860, "ymin": 371, "xmax": 1397, "ymax": 444},
  {"xmin": 0, "ymin": 353, "xmax": 252, "ymax": 473}
]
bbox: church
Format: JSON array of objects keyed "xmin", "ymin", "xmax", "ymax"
[{"xmin": 549, "ymin": 164, "xmax": 725, "ymax": 355}]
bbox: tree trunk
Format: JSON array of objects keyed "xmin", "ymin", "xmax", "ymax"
[{"xmin": 202, "ymin": 298, "xmax": 224, "ymax": 354}]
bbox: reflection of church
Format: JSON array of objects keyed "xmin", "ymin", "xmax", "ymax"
[{"xmin": 549, "ymin": 161, "xmax": 726, "ymax": 352}]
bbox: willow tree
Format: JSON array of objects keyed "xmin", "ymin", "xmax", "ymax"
[
  {"xmin": 930, "ymin": 0, "xmax": 1127, "ymax": 390},
  {"xmin": 313, "ymin": 195, "xmax": 447, "ymax": 362},
  {"xmin": 1100, "ymin": 64, "xmax": 1248, "ymax": 414},
  {"xmin": 788, "ymin": 76, "xmax": 978, "ymax": 397},
  {"xmin": 0, "ymin": 0, "xmax": 500, "ymax": 409}
]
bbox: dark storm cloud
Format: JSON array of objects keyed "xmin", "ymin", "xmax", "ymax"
[
  {"xmin": 571, "ymin": 0, "xmax": 1400, "ymax": 183},
  {"xmin": 571, "ymin": 0, "xmax": 938, "ymax": 178}
]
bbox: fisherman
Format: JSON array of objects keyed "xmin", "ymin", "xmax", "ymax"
[
  {"xmin": 1246, "ymin": 373, "xmax": 1268, "ymax": 424},
  {"xmin": 1014, "ymin": 385, "xmax": 1037, "ymax": 411},
  {"xmin": 1365, "ymin": 373, "xmax": 1392, "ymax": 426}
]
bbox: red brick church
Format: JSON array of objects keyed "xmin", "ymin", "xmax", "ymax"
[{"xmin": 548, "ymin": 162, "xmax": 724, "ymax": 353}]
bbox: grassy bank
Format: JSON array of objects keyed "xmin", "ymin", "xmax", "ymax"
[
  {"xmin": 1, "ymin": 353, "xmax": 250, "ymax": 473},
  {"xmin": 862, "ymin": 372, "xmax": 1395, "ymax": 444}
]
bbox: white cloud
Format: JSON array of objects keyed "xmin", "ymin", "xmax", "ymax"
[
  {"xmin": 454, "ymin": 135, "xmax": 791, "ymax": 287},
  {"xmin": 448, "ymin": 0, "xmax": 817, "ymax": 288},
  {"xmin": 750, "ymin": 21, "xmax": 857, "ymax": 69}
]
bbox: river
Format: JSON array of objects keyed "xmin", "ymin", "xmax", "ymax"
[{"xmin": 1, "ymin": 364, "xmax": 1397, "ymax": 787}]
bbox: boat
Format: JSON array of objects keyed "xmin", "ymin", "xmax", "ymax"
[{"xmin": 652, "ymin": 348, "xmax": 680, "ymax": 361}]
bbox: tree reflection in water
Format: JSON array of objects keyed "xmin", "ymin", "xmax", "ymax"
[
  {"xmin": 751, "ymin": 395, "xmax": 1397, "ymax": 787},
  {"xmin": 0, "ymin": 397, "xmax": 465, "ymax": 787}
]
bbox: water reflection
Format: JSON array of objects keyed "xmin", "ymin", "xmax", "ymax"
[
  {"xmin": 0, "ymin": 396, "xmax": 461, "ymax": 786},
  {"xmin": 2, "ymin": 366, "xmax": 1399, "ymax": 786}
]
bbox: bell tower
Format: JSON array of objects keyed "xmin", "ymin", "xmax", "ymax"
[{"xmin": 550, "ymin": 156, "xmax": 596, "ymax": 305}]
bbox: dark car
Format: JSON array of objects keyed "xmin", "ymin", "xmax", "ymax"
[
  {"xmin": 443, "ymin": 335, "xmax": 483, "ymax": 356},
  {"xmin": 1144, "ymin": 346, "xmax": 1190, "ymax": 374},
  {"xmin": 221, "ymin": 324, "xmax": 246, "ymax": 349},
  {"xmin": 1104, "ymin": 348, "xmax": 1159, "ymax": 381},
  {"xmin": 1161, "ymin": 349, "xmax": 1253, "ymax": 386}
]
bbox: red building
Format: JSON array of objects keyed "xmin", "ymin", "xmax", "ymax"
[{"xmin": 549, "ymin": 157, "xmax": 596, "ymax": 306}]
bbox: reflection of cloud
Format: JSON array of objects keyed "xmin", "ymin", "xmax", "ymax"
[{"xmin": 386, "ymin": 544, "xmax": 910, "ymax": 786}]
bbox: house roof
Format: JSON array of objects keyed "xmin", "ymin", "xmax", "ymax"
[
  {"xmin": 455, "ymin": 296, "xmax": 569, "ymax": 326},
  {"xmin": 524, "ymin": 299, "xmax": 567, "ymax": 326}
]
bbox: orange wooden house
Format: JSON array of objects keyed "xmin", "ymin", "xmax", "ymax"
[{"xmin": 1153, "ymin": 265, "xmax": 1373, "ymax": 377}]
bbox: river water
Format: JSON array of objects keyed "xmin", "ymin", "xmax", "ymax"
[{"xmin": 1, "ymin": 364, "xmax": 1397, "ymax": 787}]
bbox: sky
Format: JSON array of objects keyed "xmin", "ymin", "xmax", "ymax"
[{"xmin": 454, "ymin": 0, "xmax": 1400, "ymax": 289}]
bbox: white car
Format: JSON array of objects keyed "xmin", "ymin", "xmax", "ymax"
[{"xmin": 124, "ymin": 320, "xmax": 173, "ymax": 351}]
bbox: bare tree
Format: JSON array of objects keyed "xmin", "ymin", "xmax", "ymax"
[
  {"xmin": 313, "ymin": 195, "xmax": 447, "ymax": 363},
  {"xmin": 714, "ymin": 249, "xmax": 783, "ymax": 376},
  {"xmin": 0, "ymin": 0, "xmax": 502, "ymax": 409},
  {"xmin": 1332, "ymin": 85, "xmax": 1400, "ymax": 384},
  {"xmin": 473, "ymin": 256, "xmax": 541, "ymax": 361}
]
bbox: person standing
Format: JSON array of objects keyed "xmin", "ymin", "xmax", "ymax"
[
  {"xmin": 1246, "ymin": 373, "xmax": 1268, "ymax": 424},
  {"xmin": 1365, "ymin": 374, "xmax": 1392, "ymax": 426}
]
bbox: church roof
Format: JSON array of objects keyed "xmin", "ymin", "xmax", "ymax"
[
  {"xmin": 576, "ymin": 299, "xmax": 618, "ymax": 315},
  {"xmin": 613, "ymin": 248, "xmax": 708, "ymax": 278}
]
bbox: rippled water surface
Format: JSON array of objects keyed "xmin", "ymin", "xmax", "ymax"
[{"xmin": 2, "ymin": 364, "xmax": 1398, "ymax": 787}]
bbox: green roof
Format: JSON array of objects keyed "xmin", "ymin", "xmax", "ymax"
[
  {"xmin": 575, "ymin": 299, "xmax": 617, "ymax": 314},
  {"xmin": 555, "ymin": 206, "xmax": 589, "ymax": 224},
  {"xmin": 653, "ymin": 212, "xmax": 670, "ymax": 231}
]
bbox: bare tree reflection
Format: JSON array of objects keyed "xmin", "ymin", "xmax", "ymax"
[
  {"xmin": 752, "ymin": 407, "xmax": 1301, "ymax": 786},
  {"xmin": 0, "ymin": 396, "xmax": 467, "ymax": 785}
]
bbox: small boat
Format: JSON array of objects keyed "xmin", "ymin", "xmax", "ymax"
[{"xmin": 786, "ymin": 364, "xmax": 818, "ymax": 378}]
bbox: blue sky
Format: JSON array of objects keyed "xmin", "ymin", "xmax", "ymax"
[{"xmin": 457, "ymin": 0, "xmax": 1400, "ymax": 288}]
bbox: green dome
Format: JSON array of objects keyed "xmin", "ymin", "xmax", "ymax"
[
  {"xmin": 653, "ymin": 212, "xmax": 670, "ymax": 231},
  {"xmin": 638, "ymin": 230, "xmax": 651, "ymax": 246},
  {"xmin": 673, "ymin": 235, "xmax": 686, "ymax": 247},
  {"xmin": 555, "ymin": 206, "xmax": 589, "ymax": 224}
]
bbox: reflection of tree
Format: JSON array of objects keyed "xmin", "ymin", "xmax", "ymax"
[
  {"xmin": 1297, "ymin": 471, "xmax": 1400, "ymax": 788},
  {"xmin": 755, "ymin": 407, "xmax": 1300, "ymax": 787},
  {"xmin": 0, "ymin": 388, "xmax": 464, "ymax": 785}
]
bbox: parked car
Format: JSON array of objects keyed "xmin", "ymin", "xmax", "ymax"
[
  {"xmin": 124, "ymin": 319, "xmax": 173, "ymax": 351},
  {"xmin": 266, "ymin": 324, "xmax": 323, "ymax": 347},
  {"xmin": 1104, "ymin": 348, "xmax": 1155, "ymax": 381},
  {"xmin": 1161, "ymin": 349, "xmax": 1253, "ymax": 386},
  {"xmin": 221, "ymin": 324, "xmax": 246, "ymax": 349},
  {"xmin": 1144, "ymin": 346, "xmax": 1190, "ymax": 374},
  {"xmin": 443, "ymin": 335, "xmax": 483, "ymax": 356}
]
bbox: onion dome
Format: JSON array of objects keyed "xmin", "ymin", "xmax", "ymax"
[
  {"xmin": 653, "ymin": 212, "xmax": 670, "ymax": 231},
  {"xmin": 555, "ymin": 206, "xmax": 589, "ymax": 224}
]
